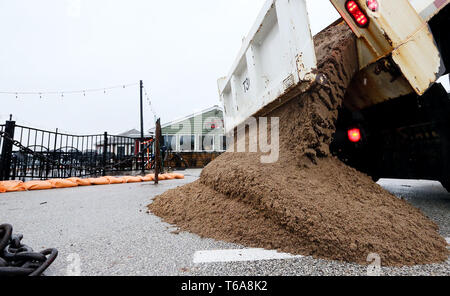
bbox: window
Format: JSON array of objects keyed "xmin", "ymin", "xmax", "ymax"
[
  {"xmin": 164, "ymin": 135, "xmax": 177, "ymax": 151},
  {"xmin": 200, "ymin": 135, "xmax": 214, "ymax": 151},
  {"xmin": 179, "ymin": 135, "xmax": 195, "ymax": 151},
  {"xmin": 219, "ymin": 135, "xmax": 227, "ymax": 151}
]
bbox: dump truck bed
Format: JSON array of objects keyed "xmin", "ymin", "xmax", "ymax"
[
  {"xmin": 219, "ymin": 0, "xmax": 449, "ymax": 132},
  {"xmin": 218, "ymin": 0, "xmax": 317, "ymax": 133}
]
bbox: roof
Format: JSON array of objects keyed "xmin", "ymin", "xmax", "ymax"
[{"xmin": 119, "ymin": 129, "xmax": 153, "ymax": 138}]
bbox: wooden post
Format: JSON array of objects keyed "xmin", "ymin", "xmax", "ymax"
[{"xmin": 154, "ymin": 118, "xmax": 161, "ymax": 184}]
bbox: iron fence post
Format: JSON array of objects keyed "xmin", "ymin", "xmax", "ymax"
[
  {"xmin": 0, "ymin": 120, "xmax": 16, "ymax": 181},
  {"xmin": 103, "ymin": 132, "xmax": 108, "ymax": 176}
]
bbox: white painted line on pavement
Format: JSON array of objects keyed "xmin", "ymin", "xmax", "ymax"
[{"xmin": 193, "ymin": 248, "xmax": 303, "ymax": 264}]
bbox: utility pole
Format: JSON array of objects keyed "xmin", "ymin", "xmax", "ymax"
[{"xmin": 140, "ymin": 80, "xmax": 145, "ymax": 175}]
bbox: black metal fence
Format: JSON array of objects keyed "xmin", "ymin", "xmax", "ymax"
[{"xmin": 0, "ymin": 121, "xmax": 154, "ymax": 181}]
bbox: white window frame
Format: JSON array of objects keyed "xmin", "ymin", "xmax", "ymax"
[
  {"xmin": 199, "ymin": 134, "xmax": 215, "ymax": 152},
  {"xmin": 164, "ymin": 134, "xmax": 177, "ymax": 152},
  {"xmin": 179, "ymin": 134, "xmax": 196, "ymax": 152},
  {"xmin": 218, "ymin": 134, "xmax": 227, "ymax": 152}
]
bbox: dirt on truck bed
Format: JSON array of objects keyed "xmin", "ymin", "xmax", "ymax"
[{"xmin": 149, "ymin": 22, "xmax": 449, "ymax": 266}]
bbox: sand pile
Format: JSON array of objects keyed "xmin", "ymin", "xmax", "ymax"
[{"xmin": 149, "ymin": 22, "xmax": 449, "ymax": 266}]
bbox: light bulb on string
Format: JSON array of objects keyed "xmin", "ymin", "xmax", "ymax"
[{"xmin": 1, "ymin": 81, "xmax": 139, "ymax": 101}]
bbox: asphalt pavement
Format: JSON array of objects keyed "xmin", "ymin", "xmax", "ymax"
[{"xmin": 0, "ymin": 170, "xmax": 448, "ymax": 276}]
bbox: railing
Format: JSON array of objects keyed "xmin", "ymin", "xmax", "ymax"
[{"xmin": 0, "ymin": 121, "xmax": 154, "ymax": 181}]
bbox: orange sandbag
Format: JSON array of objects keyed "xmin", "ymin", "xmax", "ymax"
[
  {"xmin": 24, "ymin": 180, "xmax": 53, "ymax": 191},
  {"xmin": 0, "ymin": 181, "xmax": 27, "ymax": 192},
  {"xmin": 88, "ymin": 177, "xmax": 110, "ymax": 185},
  {"xmin": 105, "ymin": 176, "xmax": 125, "ymax": 184},
  {"xmin": 161, "ymin": 174, "xmax": 175, "ymax": 180},
  {"xmin": 156, "ymin": 174, "xmax": 167, "ymax": 181},
  {"xmin": 48, "ymin": 179, "xmax": 78, "ymax": 188},
  {"xmin": 171, "ymin": 173, "xmax": 185, "ymax": 179},
  {"xmin": 141, "ymin": 175, "xmax": 154, "ymax": 182},
  {"xmin": 0, "ymin": 184, "xmax": 6, "ymax": 193},
  {"xmin": 122, "ymin": 176, "xmax": 143, "ymax": 183},
  {"xmin": 67, "ymin": 178, "xmax": 92, "ymax": 186}
]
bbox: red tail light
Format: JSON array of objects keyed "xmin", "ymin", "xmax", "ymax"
[
  {"xmin": 346, "ymin": 0, "xmax": 369, "ymax": 27},
  {"xmin": 366, "ymin": 0, "xmax": 378, "ymax": 12},
  {"xmin": 348, "ymin": 128, "xmax": 362, "ymax": 143}
]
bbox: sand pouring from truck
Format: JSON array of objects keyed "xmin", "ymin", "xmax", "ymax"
[{"xmin": 218, "ymin": 0, "xmax": 450, "ymax": 190}]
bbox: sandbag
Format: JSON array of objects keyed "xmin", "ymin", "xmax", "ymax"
[
  {"xmin": 67, "ymin": 178, "xmax": 92, "ymax": 186},
  {"xmin": 0, "ymin": 181, "xmax": 27, "ymax": 192},
  {"xmin": 173, "ymin": 173, "xmax": 185, "ymax": 179},
  {"xmin": 0, "ymin": 184, "xmax": 6, "ymax": 193},
  {"xmin": 161, "ymin": 174, "xmax": 175, "ymax": 180},
  {"xmin": 24, "ymin": 180, "xmax": 54, "ymax": 191},
  {"xmin": 156, "ymin": 174, "xmax": 167, "ymax": 181},
  {"xmin": 48, "ymin": 179, "xmax": 78, "ymax": 188},
  {"xmin": 168, "ymin": 173, "xmax": 184, "ymax": 180},
  {"xmin": 122, "ymin": 176, "xmax": 143, "ymax": 183},
  {"xmin": 88, "ymin": 177, "xmax": 110, "ymax": 185},
  {"xmin": 141, "ymin": 175, "xmax": 154, "ymax": 182},
  {"xmin": 105, "ymin": 176, "xmax": 125, "ymax": 184}
]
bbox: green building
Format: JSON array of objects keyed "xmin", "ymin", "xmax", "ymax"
[{"xmin": 154, "ymin": 105, "xmax": 226, "ymax": 153}]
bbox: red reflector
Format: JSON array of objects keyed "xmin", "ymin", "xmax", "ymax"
[
  {"xmin": 367, "ymin": 0, "xmax": 378, "ymax": 12},
  {"xmin": 348, "ymin": 128, "xmax": 362, "ymax": 143},
  {"xmin": 346, "ymin": 0, "xmax": 369, "ymax": 27}
]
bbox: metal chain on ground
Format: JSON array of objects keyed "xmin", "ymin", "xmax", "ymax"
[
  {"xmin": 0, "ymin": 224, "xmax": 58, "ymax": 276},
  {"xmin": 0, "ymin": 130, "xmax": 151, "ymax": 176}
]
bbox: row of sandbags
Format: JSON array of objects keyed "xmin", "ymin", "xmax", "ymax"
[{"xmin": 0, "ymin": 173, "xmax": 185, "ymax": 193}]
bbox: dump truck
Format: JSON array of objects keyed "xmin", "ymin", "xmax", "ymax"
[{"xmin": 218, "ymin": 0, "xmax": 450, "ymax": 190}]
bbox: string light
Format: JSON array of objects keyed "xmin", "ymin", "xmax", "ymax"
[
  {"xmin": 142, "ymin": 85, "xmax": 158, "ymax": 119},
  {"xmin": 2, "ymin": 80, "xmax": 157, "ymax": 126},
  {"xmin": 0, "ymin": 82, "xmax": 139, "ymax": 97}
]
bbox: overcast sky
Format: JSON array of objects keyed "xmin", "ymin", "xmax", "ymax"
[{"xmin": 1, "ymin": 0, "xmax": 448, "ymax": 135}]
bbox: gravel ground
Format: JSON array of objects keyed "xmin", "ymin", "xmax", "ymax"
[{"xmin": 0, "ymin": 171, "xmax": 448, "ymax": 276}]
